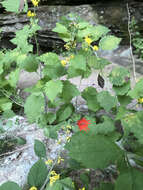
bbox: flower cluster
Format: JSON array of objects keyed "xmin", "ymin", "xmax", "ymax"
[
  {"xmin": 45, "ymin": 159, "xmax": 53, "ymax": 165},
  {"xmin": 84, "ymin": 36, "xmax": 98, "ymax": 51},
  {"xmin": 61, "ymin": 55, "xmax": 74, "ymax": 66},
  {"xmin": 77, "ymin": 118, "xmax": 91, "ymax": 131},
  {"xmin": 138, "ymin": 97, "xmax": 143, "ymax": 104},
  {"xmin": 31, "ymin": 0, "xmax": 40, "ymax": 7},
  {"xmin": 49, "ymin": 171, "xmax": 60, "ymax": 186},
  {"xmin": 27, "ymin": 10, "xmax": 36, "ymax": 17}
]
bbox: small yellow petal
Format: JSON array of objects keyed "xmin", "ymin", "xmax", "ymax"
[
  {"xmin": 138, "ymin": 97, "xmax": 143, "ymax": 104},
  {"xmin": 29, "ymin": 186, "xmax": 37, "ymax": 190},
  {"xmin": 61, "ymin": 60, "xmax": 67, "ymax": 66},
  {"xmin": 45, "ymin": 159, "xmax": 53, "ymax": 165},
  {"xmin": 92, "ymin": 45, "xmax": 99, "ymax": 51}
]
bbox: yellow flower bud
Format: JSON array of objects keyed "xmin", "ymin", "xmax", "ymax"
[
  {"xmin": 92, "ymin": 45, "xmax": 99, "ymax": 51},
  {"xmin": 45, "ymin": 159, "xmax": 53, "ymax": 165},
  {"xmin": 85, "ymin": 36, "xmax": 92, "ymax": 46},
  {"xmin": 61, "ymin": 60, "xmax": 67, "ymax": 66},
  {"xmin": 138, "ymin": 97, "xmax": 143, "ymax": 104},
  {"xmin": 29, "ymin": 186, "xmax": 37, "ymax": 190}
]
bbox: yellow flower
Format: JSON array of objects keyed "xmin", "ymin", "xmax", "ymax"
[
  {"xmin": 29, "ymin": 186, "xmax": 37, "ymax": 190},
  {"xmin": 66, "ymin": 136, "xmax": 71, "ymax": 142},
  {"xmin": 27, "ymin": 10, "xmax": 36, "ymax": 17},
  {"xmin": 45, "ymin": 159, "xmax": 53, "ymax": 165},
  {"xmin": 92, "ymin": 45, "xmax": 99, "ymax": 51},
  {"xmin": 79, "ymin": 187, "xmax": 85, "ymax": 190},
  {"xmin": 57, "ymin": 156, "xmax": 64, "ymax": 164},
  {"xmin": 85, "ymin": 36, "xmax": 92, "ymax": 46},
  {"xmin": 64, "ymin": 44, "xmax": 70, "ymax": 50},
  {"xmin": 138, "ymin": 97, "xmax": 143, "ymax": 104},
  {"xmin": 66, "ymin": 125, "xmax": 72, "ymax": 129},
  {"xmin": 70, "ymin": 55, "xmax": 74, "ymax": 59},
  {"xmin": 61, "ymin": 60, "xmax": 67, "ymax": 66},
  {"xmin": 31, "ymin": 0, "xmax": 40, "ymax": 7},
  {"xmin": 50, "ymin": 171, "xmax": 60, "ymax": 186}
]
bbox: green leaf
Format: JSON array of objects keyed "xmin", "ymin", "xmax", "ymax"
[
  {"xmin": 97, "ymin": 91, "xmax": 118, "ymax": 112},
  {"xmin": 78, "ymin": 22, "xmax": 90, "ymax": 29},
  {"xmin": 82, "ymin": 87, "xmax": 100, "ymax": 112},
  {"xmin": 121, "ymin": 111, "xmax": 143, "ymax": 144},
  {"xmin": 19, "ymin": 55, "xmax": 38, "ymax": 72},
  {"xmin": 57, "ymin": 104, "xmax": 74, "ymax": 122},
  {"xmin": 52, "ymin": 23, "xmax": 68, "ymax": 34},
  {"xmin": 92, "ymin": 25, "xmax": 110, "ymax": 41},
  {"xmin": 0, "ymin": 98, "xmax": 12, "ymax": 111},
  {"xmin": 8, "ymin": 68, "xmax": 20, "ymax": 87},
  {"xmin": 70, "ymin": 54, "xmax": 86, "ymax": 71},
  {"xmin": 44, "ymin": 125, "xmax": 59, "ymax": 139},
  {"xmin": 113, "ymin": 82, "xmax": 131, "ymax": 96},
  {"xmin": 88, "ymin": 56, "xmax": 111, "ymax": 70},
  {"xmin": 109, "ymin": 67, "xmax": 130, "ymax": 86},
  {"xmin": 115, "ymin": 168, "xmax": 143, "ymax": 190},
  {"xmin": 24, "ymin": 93, "xmax": 45, "ymax": 123},
  {"xmin": 92, "ymin": 116, "xmax": 115, "ymax": 135},
  {"xmin": 44, "ymin": 80, "xmax": 63, "ymax": 102},
  {"xmin": 39, "ymin": 53, "xmax": 60, "ymax": 66},
  {"xmin": 65, "ymin": 132, "xmax": 123, "ymax": 169},
  {"xmin": 34, "ymin": 139, "xmax": 46, "ymax": 158},
  {"xmin": 99, "ymin": 35, "xmax": 121, "ymax": 50},
  {"xmin": 94, "ymin": 183, "xmax": 114, "ymax": 190},
  {"xmin": 1, "ymin": 0, "xmax": 20, "ymax": 13},
  {"xmin": 61, "ymin": 80, "xmax": 80, "ymax": 102},
  {"xmin": 117, "ymin": 95, "xmax": 132, "ymax": 107},
  {"xmin": 0, "ymin": 181, "xmax": 22, "ymax": 190},
  {"xmin": 43, "ymin": 65, "xmax": 66, "ymax": 79},
  {"xmin": 28, "ymin": 159, "xmax": 48, "ymax": 188},
  {"xmin": 128, "ymin": 78, "xmax": 143, "ymax": 99},
  {"xmin": 46, "ymin": 112, "xmax": 56, "ymax": 124}
]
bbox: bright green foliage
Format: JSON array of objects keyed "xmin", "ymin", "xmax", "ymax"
[
  {"xmin": 46, "ymin": 177, "xmax": 74, "ymax": 190},
  {"xmin": 28, "ymin": 159, "xmax": 48, "ymax": 188},
  {"xmin": 88, "ymin": 56, "xmax": 111, "ymax": 70},
  {"xmin": 115, "ymin": 168, "xmax": 143, "ymax": 190},
  {"xmin": 46, "ymin": 112, "xmax": 56, "ymax": 124},
  {"xmin": 92, "ymin": 25, "xmax": 110, "ymax": 41},
  {"xmin": 24, "ymin": 93, "xmax": 45, "ymax": 123},
  {"xmin": 44, "ymin": 80, "xmax": 63, "ymax": 102},
  {"xmin": 8, "ymin": 68, "xmax": 20, "ymax": 88},
  {"xmin": 57, "ymin": 104, "xmax": 74, "ymax": 122},
  {"xmin": 65, "ymin": 132, "xmax": 123, "ymax": 169},
  {"xmin": 0, "ymin": 98, "xmax": 12, "ymax": 111},
  {"xmin": 128, "ymin": 78, "xmax": 143, "ymax": 99},
  {"xmin": 0, "ymin": 181, "xmax": 22, "ymax": 190},
  {"xmin": 34, "ymin": 139, "xmax": 46, "ymax": 158},
  {"xmin": 70, "ymin": 54, "xmax": 86, "ymax": 71},
  {"xmin": 61, "ymin": 80, "xmax": 80, "ymax": 102},
  {"xmin": 52, "ymin": 23, "xmax": 68, "ymax": 34},
  {"xmin": 99, "ymin": 35, "xmax": 121, "ymax": 50},
  {"xmin": 1, "ymin": 0, "xmax": 23, "ymax": 13},
  {"xmin": 109, "ymin": 67, "xmax": 130, "ymax": 86},
  {"xmin": 43, "ymin": 65, "xmax": 66, "ymax": 79},
  {"xmin": 117, "ymin": 95, "xmax": 132, "ymax": 107},
  {"xmin": 97, "ymin": 91, "xmax": 118, "ymax": 112},
  {"xmin": 113, "ymin": 82, "xmax": 131, "ymax": 96},
  {"xmin": 82, "ymin": 87, "xmax": 100, "ymax": 112},
  {"xmin": 122, "ymin": 111, "xmax": 143, "ymax": 144},
  {"xmin": 39, "ymin": 53, "xmax": 60, "ymax": 65}
]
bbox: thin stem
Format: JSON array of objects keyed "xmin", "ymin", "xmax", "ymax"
[
  {"xmin": 40, "ymin": 153, "xmax": 60, "ymax": 190},
  {"xmin": 126, "ymin": 3, "xmax": 136, "ymax": 86},
  {"xmin": 75, "ymin": 77, "xmax": 82, "ymax": 112}
]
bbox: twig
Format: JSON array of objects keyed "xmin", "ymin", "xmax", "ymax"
[
  {"xmin": 126, "ymin": 3, "xmax": 136, "ymax": 86},
  {"xmin": 0, "ymin": 144, "xmax": 32, "ymax": 158}
]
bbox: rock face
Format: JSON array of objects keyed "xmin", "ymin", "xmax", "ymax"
[{"xmin": 0, "ymin": 1, "xmax": 143, "ymax": 50}]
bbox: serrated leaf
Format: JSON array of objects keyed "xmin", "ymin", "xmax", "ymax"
[
  {"xmin": 8, "ymin": 68, "xmax": 20, "ymax": 87},
  {"xmin": 44, "ymin": 80, "xmax": 63, "ymax": 102},
  {"xmin": 97, "ymin": 91, "xmax": 118, "ymax": 112},
  {"xmin": 88, "ymin": 56, "xmax": 111, "ymax": 70},
  {"xmin": 34, "ymin": 139, "xmax": 46, "ymax": 158},
  {"xmin": 113, "ymin": 82, "xmax": 131, "ymax": 95},
  {"xmin": 0, "ymin": 98, "xmax": 12, "ymax": 111},
  {"xmin": 78, "ymin": 22, "xmax": 90, "ymax": 29},
  {"xmin": 128, "ymin": 78, "xmax": 143, "ymax": 99},
  {"xmin": 92, "ymin": 25, "xmax": 110, "ymax": 41},
  {"xmin": 0, "ymin": 181, "xmax": 22, "ymax": 190},
  {"xmin": 70, "ymin": 54, "xmax": 86, "ymax": 71},
  {"xmin": 82, "ymin": 87, "xmax": 100, "ymax": 112},
  {"xmin": 1, "ymin": 0, "xmax": 20, "ymax": 13},
  {"xmin": 57, "ymin": 104, "xmax": 74, "ymax": 122},
  {"xmin": 24, "ymin": 93, "xmax": 45, "ymax": 123},
  {"xmin": 39, "ymin": 53, "xmax": 60, "ymax": 66},
  {"xmin": 52, "ymin": 23, "xmax": 68, "ymax": 34},
  {"xmin": 99, "ymin": 35, "xmax": 121, "ymax": 50},
  {"xmin": 28, "ymin": 159, "xmax": 48, "ymax": 188},
  {"xmin": 43, "ymin": 65, "xmax": 66, "ymax": 79},
  {"xmin": 46, "ymin": 112, "xmax": 56, "ymax": 124},
  {"xmin": 117, "ymin": 95, "xmax": 132, "ymax": 107},
  {"xmin": 109, "ymin": 67, "xmax": 130, "ymax": 86},
  {"xmin": 122, "ymin": 111, "xmax": 143, "ymax": 144},
  {"xmin": 61, "ymin": 80, "xmax": 80, "ymax": 102},
  {"xmin": 19, "ymin": 55, "xmax": 38, "ymax": 72},
  {"xmin": 65, "ymin": 132, "xmax": 123, "ymax": 169},
  {"xmin": 115, "ymin": 168, "xmax": 143, "ymax": 190}
]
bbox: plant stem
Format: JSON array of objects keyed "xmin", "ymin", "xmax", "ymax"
[{"xmin": 126, "ymin": 3, "xmax": 136, "ymax": 87}]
